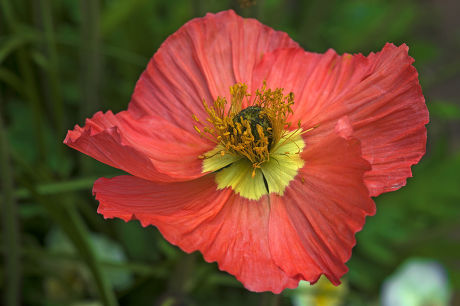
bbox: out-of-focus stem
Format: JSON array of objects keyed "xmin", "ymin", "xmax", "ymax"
[
  {"xmin": 79, "ymin": 0, "xmax": 102, "ymax": 174},
  {"xmin": 169, "ymin": 252, "xmax": 197, "ymax": 293},
  {"xmin": 1, "ymin": 0, "xmax": 47, "ymax": 162},
  {"xmin": 35, "ymin": 0, "xmax": 65, "ymax": 140},
  {"xmin": 159, "ymin": 252, "xmax": 196, "ymax": 305},
  {"xmin": 80, "ymin": 0, "xmax": 102, "ymax": 119},
  {"xmin": 0, "ymin": 99, "xmax": 21, "ymax": 306},
  {"xmin": 259, "ymin": 292, "xmax": 280, "ymax": 306},
  {"xmin": 17, "ymin": 177, "xmax": 118, "ymax": 306}
]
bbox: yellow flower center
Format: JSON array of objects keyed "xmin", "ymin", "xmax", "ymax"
[{"xmin": 193, "ymin": 83, "xmax": 310, "ymax": 200}]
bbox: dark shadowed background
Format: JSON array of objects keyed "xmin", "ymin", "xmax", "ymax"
[{"xmin": 1, "ymin": 0, "xmax": 459, "ymax": 305}]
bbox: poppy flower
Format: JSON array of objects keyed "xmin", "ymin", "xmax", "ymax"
[{"xmin": 64, "ymin": 10, "xmax": 428, "ymax": 293}]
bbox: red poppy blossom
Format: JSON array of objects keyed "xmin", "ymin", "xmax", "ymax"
[{"xmin": 64, "ymin": 10, "xmax": 428, "ymax": 293}]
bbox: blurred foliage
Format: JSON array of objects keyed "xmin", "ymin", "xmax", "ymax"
[{"xmin": 1, "ymin": 0, "xmax": 459, "ymax": 305}]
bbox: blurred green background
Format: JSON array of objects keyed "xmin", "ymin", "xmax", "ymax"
[{"xmin": 1, "ymin": 0, "xmax": 459, "ymax": 305}]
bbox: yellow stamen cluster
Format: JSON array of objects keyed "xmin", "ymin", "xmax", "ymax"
[{"xmin": 193, "ymin": 82, "xmax": 297, "ymax": 174}]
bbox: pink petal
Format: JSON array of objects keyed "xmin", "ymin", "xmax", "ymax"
[
  {"xmin": 94, "ymin": 175, "xmax": 299, "ymax": 293},
  {"xmin": 253, "ymin": 43, "xmax": 428, "ymax": 196},
  {"xmin": 269, "ymin": 127, "xmax": 375, "ymax": 285},
  {"xmin": 128, "ymin": 10, "xmax": 299, "ymax": 130},
  {"xmin": 64, "ymin": 111, "xmax": 211, "ymax": 182}
]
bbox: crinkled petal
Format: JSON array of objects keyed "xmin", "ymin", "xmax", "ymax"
[
  {"xmin": 64, "ymin": 111, "xmax": 211, "ymax": 182},
  {"xmin": 252, "ymin": 47, "xmax": 368, "ymax": 127},
  {"xmin": 253, "ymin": 43, "xmax": 428, "ymax": 196},
  {"xmin": 94, "ymin": 175, "xmax": 299, "ymax": 293},
  {"xmin": 269, "ymin": 126, "xmax": 375, "ymax": 285},
  {"xmin": 350, "ymin": 44, "xmax": 428, "ymax": 196},
  {"xmin": 128, "ymin": 9, "xmax": 299, "ymax": 130},
  {"xmin": 65, "ymin": 10, "xmax": 299, "ymax": 182}
]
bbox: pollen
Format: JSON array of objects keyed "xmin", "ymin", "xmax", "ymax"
[{"xmin": 194, "ymin": 82, "xmax": 310, "ymax": 200}]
